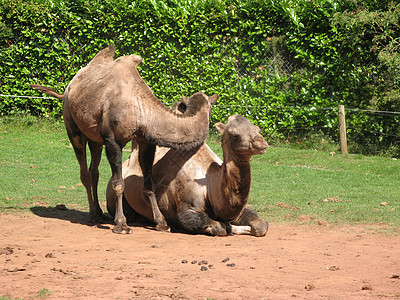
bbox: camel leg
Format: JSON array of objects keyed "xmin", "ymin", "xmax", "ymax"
[
  {"xmin": 231, "ymin": 207, "xmax": 268, "ymax": 237},
  {"xmin": 177, "ymin": 206, "xmax": 227, "ymax": 236},
  {"xmin": 137, "ymin": 140, "xmax": 170, "ymax": 231},
  {"xmin": 103, "ymin": 135, "xmax": 132, "ymax": 234},
  {"xmin": 88, "ymin": 140, "xmax": 105, "ymax": 221},
  {"xmin": 226, "ymin": 224, "xmax": 252, "ymax": 235},
  {"xmin": 106, "ymin": 187, "xmax": 138, "ymax": 224},
  {"xmin": 66, "ymin": 129, "xmax": 104, "ymax": 223},
  {"xmin": 64, "ymin": 106, "xmax": 103, "ymax": 223}
]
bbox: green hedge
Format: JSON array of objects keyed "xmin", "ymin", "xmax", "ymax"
[{"xmin": 1, "ymin": 0, "xmax": 399, "ymax": 155}]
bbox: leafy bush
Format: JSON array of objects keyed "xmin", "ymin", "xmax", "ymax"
[{"xmin": 1, "ymin": 0, "xmax": 399, "ymax": 155}]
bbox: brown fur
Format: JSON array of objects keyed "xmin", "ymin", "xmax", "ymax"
[
  {"xmin": 106, "ymin": 114, "xmax": 269, "ymax": 237},
  {"xmin": 31, "ymin": 46, "xmax": 218, "ymax": 234}
]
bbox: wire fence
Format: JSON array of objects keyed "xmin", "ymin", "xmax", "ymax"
[
  {"xmin": 1, "ymin": 93, "xmax": 400, "ymax": 142},
  {"xmin": 1, "ymin": 93, "xmax": 399, "ymax": 118},
  {"xmin": 236, "ymin": 51, "xmax": 298, "ymax": 79}
]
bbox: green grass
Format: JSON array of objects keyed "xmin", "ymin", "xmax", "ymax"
[
  {"xmin": 0, "ymin": 117, "xmax": 130, "ymax": 214},
  {"xmin": 1, "ymin": 117, "xmax": 399, "ymax": 231},
  {"xmin": 1, "ymin": 288, "xmax": 53, "ymax": 300},
  {"xmin": 34, "ymin": 288, "xmax": 52, "ymax": 299},
  {"xmin": 247, "ymin": 147, "xmax": 399, "ymax": 227}
]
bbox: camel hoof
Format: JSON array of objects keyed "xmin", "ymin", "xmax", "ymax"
[
  {"xmin": 155, "ymin": 223, "xmax": 170, "ymax": 232},
  {"xmin": 112, "ymin": 224, "xmax": 133, "ymax": 234},
  {"xmin": 214, "ymin": 228, "xmax": 228, "ymax": 237},
  {"xmin": 253, "ymin": 222, "xmax": 268, "ymax": 237},
  {"xmin": 205, "ymin": 224, "xmax": 227, "ymax": 236},
  {"xmin": 212, "ymin": 223, "xmax": 228, "ymax": 236}
]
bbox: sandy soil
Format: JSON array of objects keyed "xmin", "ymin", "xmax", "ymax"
[{"xmin": 1, "ymin": 209, "xmax": 399, "ymax": 300}]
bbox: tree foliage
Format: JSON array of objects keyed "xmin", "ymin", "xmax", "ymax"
[{"xmin": 1, "ymin": 0, "xmax": 399, "ymax": 154}]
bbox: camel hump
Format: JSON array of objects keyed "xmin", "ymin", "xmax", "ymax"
[
  {"xmin": 98, "ymin": 45, "xmax": 115, "ymax": 58},
  {"xmin": 89, "ymin": 45, "xmax": 116, "ymax": 65},
  {"xmin": 114, "ymin": 54, "xmax": 143, "ymax": 68},
  {"xmin": 131, "ymin": 55, "xmax": 142, "ymax": 66},
  {"xmin": 115, "ymin": 55, "xmax": 143, "ymax": 68},
  {"xmin": 30, "ymin": 84, "xmax": 63, "ymax": 99}
]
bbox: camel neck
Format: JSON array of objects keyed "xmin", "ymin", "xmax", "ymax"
[
  {"xmin": 221, "ymin": 151, "xmax": 252, "ymax": 209},
  {"xmin": 136, "ymin": 95, "xmax": 210, "ymax": 151}
]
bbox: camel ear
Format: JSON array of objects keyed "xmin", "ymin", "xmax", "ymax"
[
  {"xmin": 209, "ymin": 94, "xmax": 219, "ymax": 104},
  {"xmin": 215, "ymin": 122, "xmax": 227, "ymax": 134},
  {"xmin": 181, "ymin": 96, "xmax": 189, "ymax": 105}
]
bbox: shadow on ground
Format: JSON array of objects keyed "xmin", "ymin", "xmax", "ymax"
[
  {"xmin": 30, "ymin": 206, "xmax": 112, "ymax": 230},
  {"xmin": 29, "ymin": 205, "xmax": 159, "ymax": 232}
]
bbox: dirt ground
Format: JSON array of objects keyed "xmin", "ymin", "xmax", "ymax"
[{"xmin": 1, "ymin": 210, "xmax": 399, "ymax": 300}]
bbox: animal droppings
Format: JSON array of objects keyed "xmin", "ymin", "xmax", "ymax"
[
  {"xmin": 361, "ymin": 284, "xmax": 373, "ymax": 291},
  {"xmin": 305, "ymin": 283, "xmax": 315, "ymax": 291},
  {"xmin": 0, "ymin": 247, "xmax": 14, "ymax": 255}
]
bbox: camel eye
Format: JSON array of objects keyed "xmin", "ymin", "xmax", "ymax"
[{"xmin": 230, "ymin": 134, "xmax": 241, "ymax": 142}]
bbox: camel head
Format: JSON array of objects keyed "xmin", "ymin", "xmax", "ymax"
[
  {"xmin": 170, "ymin": 99, "xmax": 188, "ymax": 114},
  {"xmin": 171, "ymin": 92, "xmax": 218, "ymax": 116},
  {"xmin": 180, "ymin": 92, "xmax": 219, "ymax": 116},
  {"xmin": 216, "ymin": 115, "xmax": 268, "ymax": 157}
]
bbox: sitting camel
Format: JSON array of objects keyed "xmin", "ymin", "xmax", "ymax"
[
  {"xmin": 106, "ymin": 113, "xmax": 269, "ymax": 236},
  {"xmin": 30, "ymin": 45, "xmax": 218, "ymax": 234}
]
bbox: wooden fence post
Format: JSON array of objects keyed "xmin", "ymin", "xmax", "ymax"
[{"xmin": 338, "ymin": 105, "xmax": 348, "ymax": 154}]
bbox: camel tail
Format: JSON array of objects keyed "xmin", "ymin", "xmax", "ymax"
[{"xmin": 30, "ymin": 84, "xmax": 64, "ymax": 99}]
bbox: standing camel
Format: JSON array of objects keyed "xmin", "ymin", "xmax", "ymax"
[
  {"xmin": 106, "ymin": 114, "xmax": 269, "ymax": 236},
  {"xmin": 30, "ymin": 45, "xmax": 218, "ymax": 234}
]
